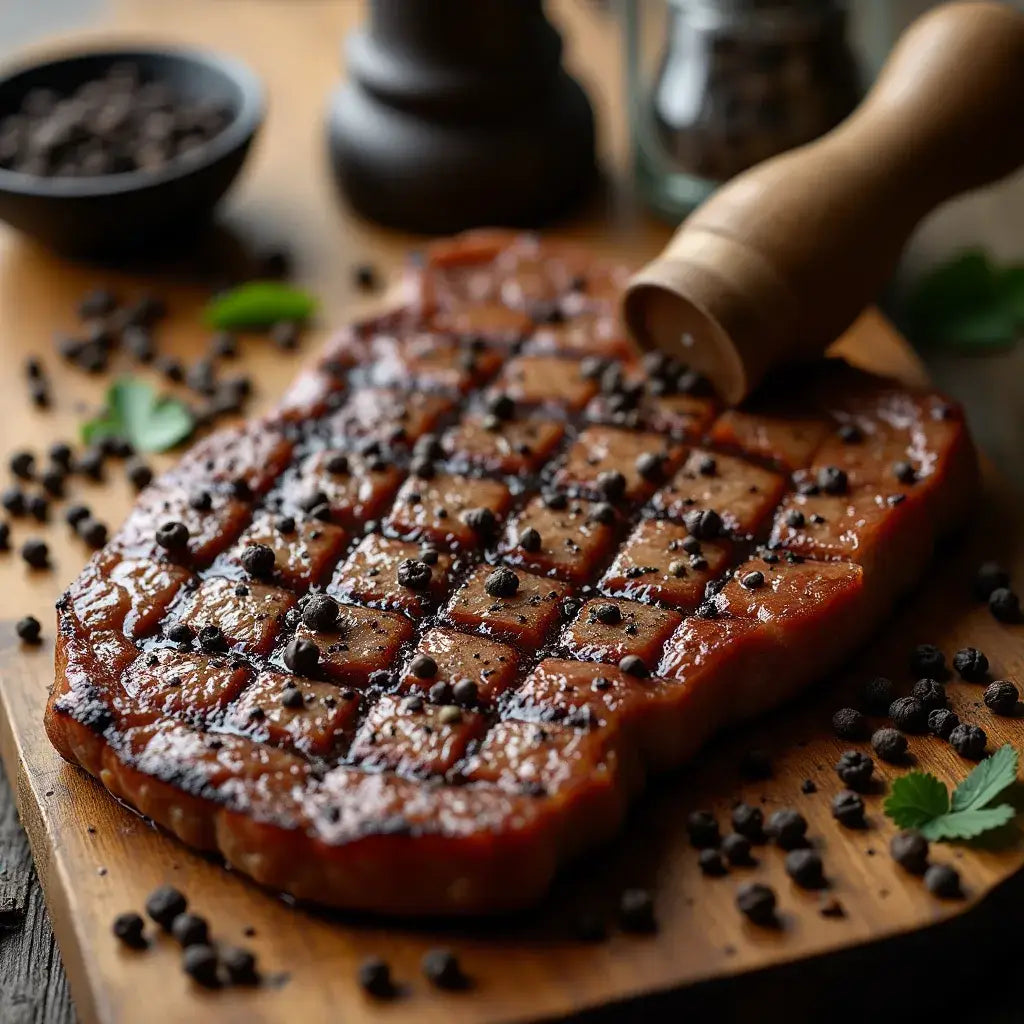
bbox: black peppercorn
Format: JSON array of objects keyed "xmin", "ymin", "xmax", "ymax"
[
  {"xmin": 730, "ymin": 803, "xmax": 764, "ymax": 840},
  {"xmin": 835, "ymin": 750, "xmax": 874, "ymax": 791},
  {"xmin": 358, "ymin": 956, "xmax": 394, "ymax": 998},
  {"xmin": 40, "ymin": 467, "xmax": 65, "ymax": 497},
  {"xmin": 767, "ymin": 809, "xmax": 807, "ymax": 850},
  {"xmin": 785, "ymin": 848, "xmax": 825, "ymax": 889},
  {"xmin": 9, "ymin": 450, "xmax": 35, "ymax": 480},
  {"xmin": 422, "ymin": 948, "xmax": 466, "ymax": 989},
  {"xmin": 15, "ymin": 615, "xmax": 42, "ymax": 645},
  {"xmin": 871, "ymin": 726, "xmax": 908, "ymax": 762},
  {"xmin": 588, "ymin": 502, "xmax": 616, "ymax": 526},
  {"xmin": 518, "ymin": 526, "xmax": 542, "ymax": 552},
  {"xmin": 165, "ymin": 622, "xmax": 194, "ymax": 646},
  {"xmin": 79, "ymin": 517, "xmax": 109, "ymax": 549},
  {"xmin": 984, "ymin": 679, "xmax": 1019, "ymax": 715},
  {"xmin": 463, "ymin": 506, "xmax": 497, "ymax": 538},
  {"xmin": 618, "ymin": 654, "xmax": 648, "ymax": 677},
  {"xmin": 302, "ymin": 594, "xmax": 339, "ymax": 632},
  {"xmin": 145, "ymin": 885, "xmax": 187, "ymax": 929},
  {"xmin": 911, "ymin": 678, "xmax": 947, "ymax": 711},
  {"xmin": 952, "ymin": 646, "xmax": 989, "ymax": 682},
  {"xmin": 910, "ymin": 643, "xmax": 946, "ymax": 678},
  {"xmin": 222, "ymin": 946, "xmax": 258, "ymax": 985},
  {"xmin": 409, "ymin": 653, "xmax": 438, "ymax": 679},
  {"xmin": 396, "ymin": 558, "xmax": 433, "ymax": 592},
  {"xmin": 973, "ymin": 561, "xmax": 1010, "ymax": 602},
  {"xmin": 736, "ymin": 882, "xmax": 776, "ymax": 926},
  {"xmin": 26, "ymin": 494, "xmax": 49, "ymax": 522},
  {"xmin": 1, "ymin": 486, "xmax": 25, "ymax": 516},
  {"xmin": 686, "ymin": 809, "xmax": 720, "ymax": 848},
  {"xmin": 949, "ymin": 722, "xmax": 987, "ymax": 760},
  {"xmin": 593, "ymin": 602, "xmax": 622, "ymax": 625},
  {"xmin": 740, "ymin": 570, "xmax": 765, "ymax": 590},
  {"xmin": 240, "ymin": 543, "xmax": 276, "ymax": 579},
  {"xmin": 831, "ymin": 789, "xmax": 865, "ymax": 828},
  {"xmin": 816, "ymin": 465, "xmax": 848, "ymax": 495},
  {"xmin": 171, "ymin": 913, "xmax": 209, "ymax": 947},
  {"xmin": 635, "ymin": 452, "xmax": 665, "ymax": 482},
  {"xmin": 281, "ymin": 685, "xmax": 304, "ymax": 710},
  {"xmin": 927, "ymin": 708, "xmax": 960, "ymax": 740},
  {"xmin": 596, "ymin": 469, "xmax": 627, "ymax": 500},
  {"xmin": 112, "ymin": 911, "xmax": 146, "ymax": 948},
  {"xmin": 156, "ymin": 521, "xmax": 190, "ymax": 551},
  {"xmin": 126, "ymin": 460, "xmax": 153, "ymax": 491},
  {"xmin": 721, "ymin": 832, "xmax": 753, "ymax": 865},
  {"xmin": 619, "ymin": 888, "xmax": 657, "ymax": 933},
  {"xmin": 924, "ymin": 863, "xmax": 961, "ymax": 899},
  {"xmin": 831, "ymin": 707, "xmax": 867, "ymax": 740},
  {"xmin": 20, "ymin": 538, "xmax": 49, "ymax": 568},
  {"xmin": 182, "ymin": 944, "xmax": 220, "ymax": 988},
  {"xmin": 889, "ymin": 696, "xmax": 928, "ymax": 733},
  {"xmin": 683, "ymin": 507, "xmax": 723, "ymax": 540},
  {"xmin": 891, "ymin": 831, "xmax": 929, "ymax": 874},
  {"xmin": 699, "ymin": 848, "xmax": 728, "ymax": 876},
  {"xmin": 860, "ymin": 675, "xmax": 894, "ymax": 714},
  {"xmin": 284, "ymin": 637, "xmax": 320, "ymax": 676},
  {"xmin": 485, "ymin": 566, "xmax": 519, "ymax": 598},
  {"xmin": 989, "ymin": 587, "xmax": 1020, "ymax": 623}
]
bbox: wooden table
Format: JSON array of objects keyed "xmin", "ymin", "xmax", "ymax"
[{"xmin": 1, "ymin": 2, "xmax": 1023, "ymax": 1022}]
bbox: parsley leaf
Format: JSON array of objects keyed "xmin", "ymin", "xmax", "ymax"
[
  {"xmin": 905, "ymin": 250, "xmax": 1024, "ymax": 352},
  {"xmin": 921, "ymin": 806, "xmax": 1016, "ymax": 842},
  {"xmin": 951, "ymin": 743, "xmax": 1018, "ymax": 812},
  {"xmin": 884, "ymin": 744, "xmax": 1020, "ymax": 842},
  {"xmin": 204, "ymin": 281, "xmax": 317, "ymax": 330},
  {"xmin": 883, "ymin": 772, "xmax": 949, "ymax": 829},
  {"xmin": 82, "ymin": 377, "xmax": 193, "ymax": 453}
]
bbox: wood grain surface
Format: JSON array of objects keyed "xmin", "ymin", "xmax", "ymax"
[{"xmin": 1, "ymin": 2, "xmax": 1024, "ymax": 1023}]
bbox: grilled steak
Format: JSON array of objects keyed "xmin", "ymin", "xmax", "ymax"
[{"xmin": 46, "ymin": 230, "xmax": 977, "ymax": 915}]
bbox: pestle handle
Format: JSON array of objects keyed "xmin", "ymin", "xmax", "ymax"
[{"xmin": 623, "ymin": 1, "xmax": 1024, "ymax": 405}]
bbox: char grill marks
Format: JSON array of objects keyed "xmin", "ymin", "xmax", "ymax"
[{"xmin": 45, "ymin": 230, "xmax": 978, "ymax": 916}]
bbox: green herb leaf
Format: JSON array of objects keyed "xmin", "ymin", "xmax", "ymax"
[
  {"xmin": 81, "ymin": 377, "xmax": 193, "ymax": 454},
  {"xmin": 906, "ymin": 250, "xmax": 1023, "ymax": 352},
  {"xmin": 883, "ymin": 772, "xmax": 949, "ymax": 830},
  {"xmin": 920, "ymin": 805, "xmax": 1016, "ymax": 842},
  {"xmin": 204, "ymin": 281, "xmax": 317, "ymax": 330},
  {"xmin": 951, "ymin": 743, "xmax": 1019, "ymax": 812}
]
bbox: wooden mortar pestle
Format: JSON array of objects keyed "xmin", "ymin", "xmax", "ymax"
[{"xmin": 624, "ymin": 1, "xmax": 1024, "ymax": 406}]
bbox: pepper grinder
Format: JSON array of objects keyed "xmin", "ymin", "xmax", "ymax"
[
  {"xmin": 327, "ymin": 0, "xmax": 597, "ymax": 234},
  {"xmin": 625, "ymin": 2, "xmax": 1024, "ymax": 405}
]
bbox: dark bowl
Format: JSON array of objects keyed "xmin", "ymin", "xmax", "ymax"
[{"xmin": 0, "ymin": 46, "xmax": 264, "ymax": 258}]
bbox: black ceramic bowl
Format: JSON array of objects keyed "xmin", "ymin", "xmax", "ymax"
[{"xmin": 0, "ymin": 46, "xmax": 264, "ymax": 258}]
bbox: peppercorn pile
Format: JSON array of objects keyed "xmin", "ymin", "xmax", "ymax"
[{"xmin": 45, "ymin": 229, "xmax": 980, "ymax": 917}]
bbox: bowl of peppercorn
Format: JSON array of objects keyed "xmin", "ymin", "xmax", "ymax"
[{"xmin": 0, "ymin": 46, "xmax": 264, "ymax": 257}]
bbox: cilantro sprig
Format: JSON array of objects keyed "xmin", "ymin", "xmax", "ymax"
[
  {"xmin": 82, "ymin": 377, "xmax": 194, "ymax": 454},
  {"xmin": 884, "ymin": 744, "xmax": 1019, "ymax": 842}
]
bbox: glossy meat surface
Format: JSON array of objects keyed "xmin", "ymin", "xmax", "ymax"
[{"xmin": 47, "ymin": 230, "xmax": 977, "ymax": 915}]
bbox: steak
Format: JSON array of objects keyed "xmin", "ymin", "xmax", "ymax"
[{"xmin": 45, "ymin": 230, "xmax": 977, "ymax": 915}]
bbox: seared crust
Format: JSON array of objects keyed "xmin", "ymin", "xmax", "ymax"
[{"xmin": 46, "ymin": 230, "xmax": 978, "ymax": 915}]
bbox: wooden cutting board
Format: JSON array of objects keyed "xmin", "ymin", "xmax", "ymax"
[{"xmin": 2, "ymin": 3, "xmax": 1024, "ymax": 1023}]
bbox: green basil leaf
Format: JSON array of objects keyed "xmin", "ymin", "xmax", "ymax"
[
  {"xmin": 204, "ymin": 281, "xmax": 317, "ymax": 330},
  {"xmin": 81, "ymin": 377, "xmax": 193, "ymax": 454},
  {"xmin": 951, "ymin": 743, "xmax": 1018, "ymax": 812},
  {"xmin": 883, "ymin": 771, "xmax": 949, "ymax": 830},
  {"xmin": 998, "ymin": 266, "xmax": 1024, "ymax": 323},
  {"xmin": 920, "ymin": 805, "xmax": 1016, "ymax": 842}
]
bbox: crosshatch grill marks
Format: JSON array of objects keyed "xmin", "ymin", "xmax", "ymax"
[{"xmin": 44, "ymin": 229, "xmax": 978, "ymax": 915}]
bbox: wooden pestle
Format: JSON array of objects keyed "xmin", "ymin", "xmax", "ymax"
[{"xmin": 623, "ymin": 1, "xmax": 1024, "ymax": 405}]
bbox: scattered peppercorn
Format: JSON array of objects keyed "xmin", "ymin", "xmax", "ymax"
[
  {"xmin": 284, "ymin": 637, "xmax": 320, "ymax": 675},
  {"xmin": 618, "ymin": 654, "xmax": 648, "ymax": 677},
  {"xmin": 79, "ymin": 517, "xmax": 109, "ymax": 549},
  {"xmin": 26, "ymin": 494, "xmax": 49, "ymax": 522},
  {"xmin": 15, "ymin": 615, "xmax": 41, "ymax": 645},
  {"xmin": 39, "ymin": 467, "xmax": 65, "ymax": 497},
  {"xmin": 910, "ymin": 643, "xmax": 945, "ymax": 678},
  {"xmin": 353, "ymin": 263, "xmax": 380, "ymax": 291},
  {"xmin": 740, "ymin": 570, "xmax": 765, "ymax": 590},
  {"xmin": 730, "ymin": 803, "xmax": 764, "ymax": 840},
  {"xmin": 785, "ymin": 848, "xmax": 825, "ymax": 889},
  {"xmin": 182, "ymin": 944, "xmax": 220, "ymax": 988},
  {"xmin": 924, "ymin": 863, "xmax": 961, "ymax": 899},
  {"xmin": 800, "ymin": 778, "xmax": 817, "ymax": 794},
  {"xmin": 463, "ymin": 506, "xmax": 497, "ymax": 538},
  {"xmin": 358, "ymin": 957, "xmax": 394, "ymax": 998},
  {"xmin": 683, "ymin": 507, "xmax": 723, "ymax": 540},
  {"xmin": 240, "ymin": 543, "xmax": 276, "ymax": 579},
  {"xmin": 989, "ymin": 587, "xmax": 1020, "ymax": 623},
  {"xmin": 973, "ymin": 561, "xmax": 1010, "ymax": 602},
  {"xmin": 721, "ymin": 832, "xmax": 753, "ymax": 865},
  {"xmin": 112, "ymin": 911, "xmax": 146, "ymax": 948},
  {"xmin": 155, "ymin": 521, "xmax": 190, "ymax": 551},
  {"xmin": 816, "ymin": 465, "xmax": 847, "ymax": 495},
  {"xmin": 126, "ymin": 460, "xmax": 153, "ymax": 490},
  {"xmin": 145, "ymin": 885, "xmax": 187, "ymax": 929},
  {"xmin": 222, "ymin": 946, "xmax": 259, "ymax": 985},
  {"xmin": 485, "ymin": 566, "xmax": 519, "ymax": 598},
  {"xmin": 9, "ymin": 450, "xmax": 35, "ymax": 480},
  {"xmin": 302, "ymin": 594, "xmax": 339, "ymax": 632},
  {"xmin": 831, "ymin": 790, "xmax": 865, "ymax": 828},
  {"xmin": 831, "ymin": 707, "xmax": 867, "ymax": 740},
  {"xmin": 736, "ymin": 882, "xmax": 776, "ymax": 926},
  {"xmin": 64, "ymin": 503, "xmax": 89, "ymax": 527},
  {"xmin": 518, "ymin": 526, "xmax": 542, "ymax": 552},
  {"xmin": 171, "ymin": 913, "xmax": 209, "ymax": 947},
  {"xmin": 409, "ymin": 653, "xmax": 438, "ymax": 679},
  {"xmin": 835, "ymin": 750, "xmax": 874, "ymax": 791},
  {"xmin": 686, "ymin": 809, "xmax": 720, "ymax": 848},
  {"xmin": 593, "ymin": 602, "xmax": 621, "ymax": 625},
  {"xmin": 890, "ymin": 830, "xmax": 929, "ymax": 874},
  {"xmin": 619, "ymin": 888, "xmax": 657, "ymax": 933},
  {"xmin": 699, "ymin": 848, "xmax": 728, "ymax": 876},
  {"xmin": 860, "ymin": 675, "xmax": 894, "ymax": 713},
  {"xmin": 889, "ymin": 696, "xmax": 928, "ymax": 733},
  {"xmin": 984, "ymin": 680, "xmax": 1019, "ymax": 715},
  {"xmin": 911, "ymin": 678, "xmax": 947, "ymax": 711},
  {"xmin": 2, "ymin": 487, "xmax": 25, "ymax": 516},
  {"xmin": 20, "ymin": 538, "xmax": 49, "ymax": 568},
  {"xmin": 422, "ymin": 948, "xmax": 466, "ymax": 989},
  {"xmin": 949, "ymin": 722, "xmax": 987, "ymax": 760},
  {"xmin": 868, "ymin": 728, "xmax": 905, "ymax": 764},
  {"xmin": 927, "ymin": 708, "xmax": 960, "ymax": 740},
  {"xmin": 952, "ymin": 647, "xmax": 989, "ymax": 682},
  {"xmin": 767, "ymin": 809, "xmax": 807, "ymax": 850}
]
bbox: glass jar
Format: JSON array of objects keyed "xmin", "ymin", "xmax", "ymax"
[{"xmin": 625, "ymin": 0, "xmax": 869, "ymax": 219}]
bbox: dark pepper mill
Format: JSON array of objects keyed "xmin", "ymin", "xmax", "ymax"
[{"xmin": 327, "ymin": 0, "xmax": 597, "ymax": 233}]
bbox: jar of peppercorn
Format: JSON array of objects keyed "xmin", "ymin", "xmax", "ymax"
[{"xmin": 624, "ymin": 0, "xmax": 871, "ymax": 218}]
